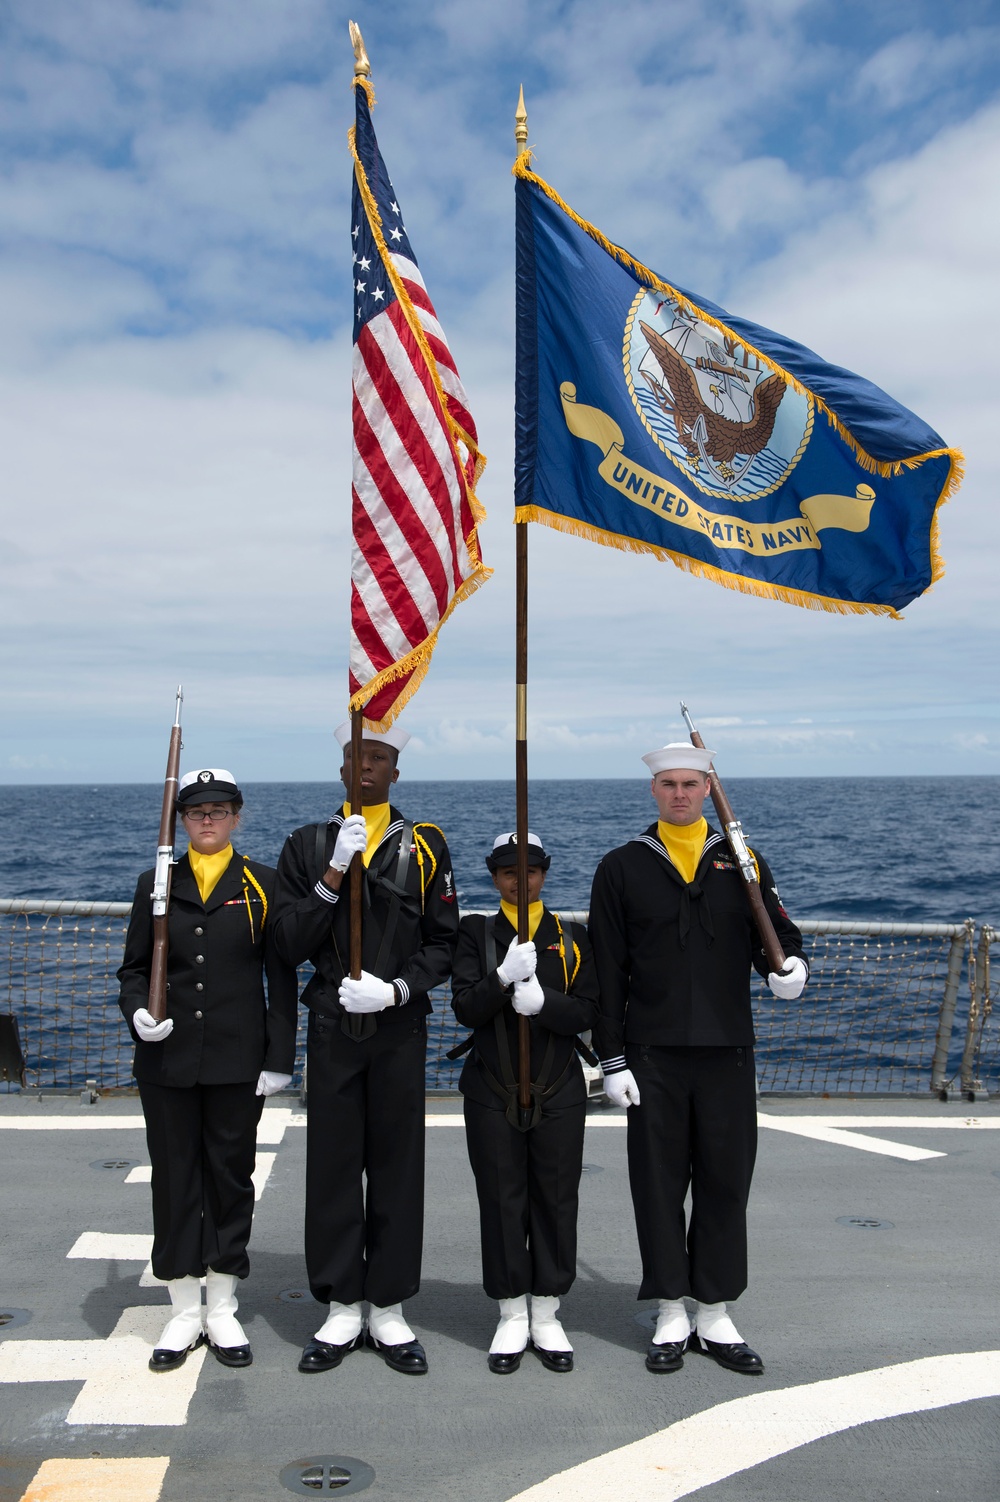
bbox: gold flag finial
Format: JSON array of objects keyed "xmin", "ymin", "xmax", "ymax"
[
  {"xmin": 515, "ymin": 85, "xmax": 528, "ymax": 158},
  {"xmin": 349, "ymin": 20, "xmax": 371, "ymax": 81}
]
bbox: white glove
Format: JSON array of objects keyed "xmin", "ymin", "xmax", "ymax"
[
  {"xmin": 496, "ymin": 936, "xmax": 536, "ymax": 986},
  {"xmin": 256, "ymin": 1070, "xmax": 292, "ymax": 1097},
  {"xmin": 768, "ymin": 955, "xmax": 807, "ymax": 999},
  {"xmin": 133, "ymin": 1007, "xmax": 173, "ymax": 1043},
  {"xmin": 511, "ymin": 974, "xmax": 544, "ymax": 1016},
  {"xmin": 330, "ymin": 814, "xmax": 368, "ymax": 873},
  {"xmin": 339, "ymin": 971, "xmax": 395, "ymax": 1013},
  {"xmin": 603, "ymin": 1068, "xmax": 641, "ymax": 1108}
]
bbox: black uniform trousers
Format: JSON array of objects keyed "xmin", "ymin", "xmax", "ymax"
[
  {"xmin": 463, "ymin": 1094, "xmax": 585, "ymax": 1301},
  {"xmin": 625, "ymin": 1044, "xmax": 757, "ymax": 1304},
  {"xmin": 305, "ymin": 1011, "xmax": 426, "ymax": 1308},
  {"xmin": 138, "ymin": 1078, "xmax": 264, "ymax": 1282}
]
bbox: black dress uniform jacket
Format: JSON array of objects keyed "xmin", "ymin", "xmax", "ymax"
[
  {"xmin": 270, "ymin": 808, "xmax": 458, "ymax": 1018},
  {"xmin": 451, "ymin": 909, "xmax": 598, "ymax": 1108},
  {"xmin": 118, "ymin": 851, "xmax": 298, "ymax": 1088},
  {"xmin": 589, "ymin": 822, "xmax": 806, "ymax": 1057}
]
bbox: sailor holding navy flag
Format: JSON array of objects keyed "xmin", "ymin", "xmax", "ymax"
[
  {"xmin": 451, "ymin": 831, "xmax": 598, "ymax": 1374},
  {"xmin": 588, "ymin": 739, "xmax": 807, "ymax": 1376}
]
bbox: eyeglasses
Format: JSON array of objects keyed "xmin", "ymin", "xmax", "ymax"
[{"xmin": 181, "ymin": 808, "xmax": 234, "ymax": 823}]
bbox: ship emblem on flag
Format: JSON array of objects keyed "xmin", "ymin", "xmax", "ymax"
[
  {"xmin": 349, "ymin": 79, "xmax": 490, "ymax": 727},
  {"xmin": 514, "ymin": 159, "xmax": 963, "ymax": 618}
]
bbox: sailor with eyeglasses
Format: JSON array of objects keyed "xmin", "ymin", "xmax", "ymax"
[{"xmin": 118, "ymin": 768, "xmax": 298, "ymax": 1374}]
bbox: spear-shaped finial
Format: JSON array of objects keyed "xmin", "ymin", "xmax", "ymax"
[
  {"xmin": 349, "ymin": 19, "xmax": 371, "ymax": 81},
  {"xmin": 515, "ymin": 84, "xmax": 528, "ymax": 158}
]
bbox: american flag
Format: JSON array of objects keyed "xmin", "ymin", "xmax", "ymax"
[{"xmin": 348, "ymin": 82, "xmax": 490, "ymax": 728}]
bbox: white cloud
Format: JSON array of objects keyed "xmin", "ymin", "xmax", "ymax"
[{"xmin": 1, "ymin": 1, "xmax": 999, "ymax": 780}]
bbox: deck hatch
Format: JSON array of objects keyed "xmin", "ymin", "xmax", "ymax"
[
  {"xmin": 279, "ymin": 1456, "xmax": 375, "ymax": 1495},
  {"xmin": 836, "ymin": 1215, "xmax": 895, "ymax": 1229}
]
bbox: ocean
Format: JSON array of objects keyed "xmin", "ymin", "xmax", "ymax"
[{"xmin": 1, "ymin": 777, "xmax": 999, "ymax": 922}]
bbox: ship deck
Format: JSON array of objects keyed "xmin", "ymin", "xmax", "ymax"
[{"xmin": 1, "ymin": 1092, "xmax": 998, "ymax": 1502}]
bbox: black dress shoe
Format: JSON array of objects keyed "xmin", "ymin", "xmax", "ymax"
[
  {"xmin": 689, "ymin": 1333, "xmax": 764, "ymax": 1374},
  {"xmin": 487, "ymin": 1348, "xmax": 524, "ymax": 1375},
  {"xmin": 148, "ymin": 1332, "xmax": 205, "ymax": 1372},
  {"xmin": 297, "ymin": 1332, "xmax": 363, "ymax": 1374},
  {"xmin": 365, "ymin": 1332, "xmax": 428, "ymax": 1375},
  {"xmin": 645, "ymin": 1338, "xmax": 685, "ymax": 1374},
  {"xmin": 532, "ymin": 1343, "xmax": 573, "ymax": 1373},
  {"xmin": 209, "ymin": 1340, "xmax": 252, "ymax": 1368}
]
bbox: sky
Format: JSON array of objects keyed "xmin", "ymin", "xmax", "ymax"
[{"xmin": 1, "ymin": 0, "xmax": 999, "ymax": 783}]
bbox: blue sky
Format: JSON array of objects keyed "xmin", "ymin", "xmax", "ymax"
[{"xmin": 1, "ymin": 0, "xmax": 999, "ymax": 781}]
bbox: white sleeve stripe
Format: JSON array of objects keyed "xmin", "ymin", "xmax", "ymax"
[{"xmin": 313, "ymin": 880, "xmax": 340, "ymax": 906}]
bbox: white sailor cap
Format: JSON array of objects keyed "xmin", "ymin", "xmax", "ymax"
[
  {"xmin": 177, "ymin": 768, "xmax": 243, "ymax": 807},
  {"xmin": 334, "ymin": 720, "xmax": 411, "ymax": 754},
  {"xmin": 641, "ymin": 742, "xmax": 715, "ymax": 776}
]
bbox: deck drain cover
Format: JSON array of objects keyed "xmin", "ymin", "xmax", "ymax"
[
  {"xmin": 90, "ymin": 1159, "xmax": 137, "ymax": 1171},
  {"xmin": 279, "ymin": 1456, "xmax": 374, "ymax": 1495},
  {"xmin": 836, "ymin": 1215, "xmax": 894, "ymax": 1229},
  {"xmin": 0, "ymin": 1309, "xmax": 32, "ymax": 1333},
  {"xmin": 278, "ymin": 1288, "xmax": 319, "ymax": 1304},
  {"xmin": 580, "ymin": 1163, "xmax": 604, "ymax": 1174}
]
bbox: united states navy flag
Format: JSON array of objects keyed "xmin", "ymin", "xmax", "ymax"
[{"xmin": 514, "ymin": 159, "xmax": 962, "ymax": 618}]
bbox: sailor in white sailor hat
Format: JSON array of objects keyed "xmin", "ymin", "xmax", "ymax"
[
  {"xmin": 270, "ymin": 720, "xmax": 459, "ymax": 1377},
  {"xmin": 588, "ymin": 737, "xmax": 808, "ymax": 1378}
]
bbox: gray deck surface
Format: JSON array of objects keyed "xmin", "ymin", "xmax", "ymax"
[{"xmin": 0, "ymin": 1093, "xmax": 997, "ymax": 1501}]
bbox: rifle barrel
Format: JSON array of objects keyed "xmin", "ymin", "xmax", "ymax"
[
  {"xmin": 147, "ymin": 692, "xmax": 184, "ymax": 1021},
  {"xmin": 680, "ymin": 701, "xmax": 786, "ymax": 974}
]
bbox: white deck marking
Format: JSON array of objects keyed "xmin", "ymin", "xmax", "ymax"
[
  {"xmin": 760, "ymin": 1115, "xmax": 1000, "ymax": 1129},
  {"xmin": 0, "ymin": 1306, "xmax": 205, "ymax": 1426},
  {"xmin": 20, "ymin": 1455, "xmax": 170, "ymax": 1501},
  {"xmin": 126, "ymin": 1165, "xmax": 152, "ymax": 1182},
  {"xmin": 67, "ymin": 1232, "xmax": 153, "ymax": 1261},
  {"xmin": 756, "ymin": 1114, "xmax": 945, "ymax": 1161},
  {"xmin": 0, "ymin": 1107, "xmax": 295, "ymax": 1140},
  {"xmin": 251, "ymin": 1150, "xmax": 276, "ymax": 1198},
  {"xmin": 506, "ymin": 1350, "xmax": 1000, "ymax": 1502},
  {"xmin": 0, "ymin": 1117, "xmax": 148, "ymax": 1130}
]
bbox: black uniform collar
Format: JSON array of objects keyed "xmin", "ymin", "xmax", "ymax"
[
  {"xmin": 493, "ymin": 905, "xmax": 560, "ymax": 949},
  {"xmin": 632, "ymin": 821, "xmax": 727, "ymax": 885},
  {"xmin": 170, "ymin": 848, "xmax": 247, "ymax": 913},
  {"xmin": 328, "ymin": 804, "xmax": 406, "ymax": 865}
]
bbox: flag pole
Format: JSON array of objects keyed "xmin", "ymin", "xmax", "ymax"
[
  {"xmin": 514, "ymin": 86, "xmax": 532, "ymax": 1127},
  {"xmin": 348, "ymin": 19, "xmax": 370, "ymax": 1035}
]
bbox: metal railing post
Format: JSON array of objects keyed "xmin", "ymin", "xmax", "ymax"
[
  {"xmin": 929, "ymin": 918, "xmax": 974, "ymax": 1094},
  {"xmin": 960, "ymin": 924, "xmax": 992, "ymax": 1096}
]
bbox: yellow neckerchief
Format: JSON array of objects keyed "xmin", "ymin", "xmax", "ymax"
[
  {"xmin": 341, "ymin": 800, "xmax": 391, "ymax": 867},
  {"xmin": 188, "ymin": 845, "xmax": 234, "ymax": 903},
  {"xmin": 657, "ymin": 817, "xmax": 707, "ymax": 885},
  {"xmin": 498, "ymin": 904, "xmax": 581, "ymax": 990},
  {"xmin": 500, "ymin": 898, "xmax": 544, "ymax": 940}
]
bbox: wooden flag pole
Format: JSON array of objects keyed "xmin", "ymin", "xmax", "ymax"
[
  {"xmin": 347, "ymin": 24, "xmax": 370, "ymax": 1037},
  {"xmin": 514, "ymin": 87, "xmax": 532, "ymax": 1126}
]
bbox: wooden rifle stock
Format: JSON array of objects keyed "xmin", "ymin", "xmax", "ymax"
[
  {"xmin": 681, "ymin": 703, "xmax": 787, "ymax": 975},
  {"xmin": 147, "ymin": 688, "xmax": 183, "ymax": 1022}
]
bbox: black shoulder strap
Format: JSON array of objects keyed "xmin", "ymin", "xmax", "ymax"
[
  {"xmin": 484, "ymin": 914, "xmax": 497, "ymax": 974},
  {"xmin": 314, "ymin": 822, "xmax": 330, "ymax": 881},
  {"xmin": 372, "ymin": 820, "xmax": 413, "ymax": 979}
]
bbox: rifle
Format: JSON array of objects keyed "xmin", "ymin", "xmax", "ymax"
[
  {"xmin": 147, "ymin": 687, "xmax": 183, "ymax": 1022},
  {"xmin": 679, "ymin": 700, "xmax": 786, "ymax": 974}
]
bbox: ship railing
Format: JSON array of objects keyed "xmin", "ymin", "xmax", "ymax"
[{"xmin": 0, "ymin": 901, "xmax": 990, "ymax": 1098}]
